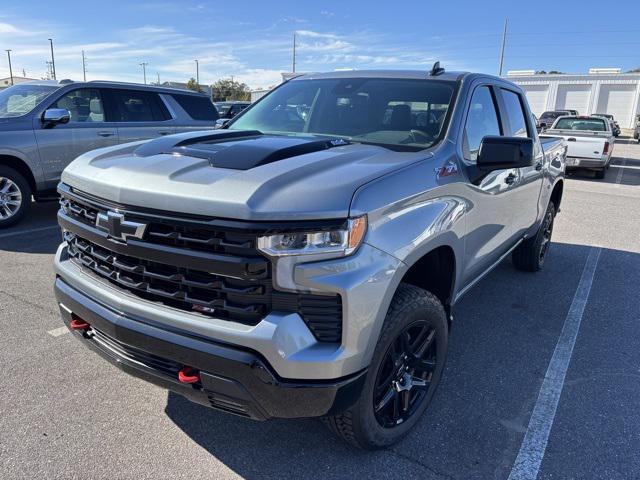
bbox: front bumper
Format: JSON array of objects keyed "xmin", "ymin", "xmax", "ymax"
[{"xmin": 54, "ymin": 277, "xmax": 366, "ymax": 420}]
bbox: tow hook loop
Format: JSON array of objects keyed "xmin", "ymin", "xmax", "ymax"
[
  {"xmin": 178, "ymin": 367, "xmax": 200, "ymax": 384},
  {"xmin": 69, "ymin": 318, "xmax": 90, "ymax": 330}
]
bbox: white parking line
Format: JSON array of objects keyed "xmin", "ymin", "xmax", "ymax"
[
  {"xmin": 508, "ymin": 247, "xmax": 601, "ymax": 480},
  {"xmin": 0, "ymin": 225, "xmax": 59, "ymax": 240},
  {"xmin": 614, "ymin": 157, "xmax": 627, "ymax": 185},
  {"xmin": 47, "ymin": 326, "xmax": 70, "ymax": 337}
]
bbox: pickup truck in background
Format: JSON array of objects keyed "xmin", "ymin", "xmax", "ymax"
[
  {"xmin": 54, "ymin": 68, "xmax": 566, "ymax": 449},
  {"xmin": 545, "ymin": 115, "xmax": 614, "ymax": 179},
  {"xmin": 0, "ymin": 81, "xmax": 218, "ymax": 228},
  {"xmin": 592, "ymin": 113, "xmax": 621, "ymax": 137}
]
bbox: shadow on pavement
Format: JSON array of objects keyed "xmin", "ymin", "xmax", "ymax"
[
  {"xmin": 0, "ymin": 202, "xmax": 60, "ymax": 254},
  {"xmin": 163, "ymin": 242, "xmax": 634, "ymax": 479}
]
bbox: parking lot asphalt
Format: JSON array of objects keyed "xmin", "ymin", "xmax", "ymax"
[{"xmin": 1, "ymin": 140, "xmax": 639, "ymax": 480}]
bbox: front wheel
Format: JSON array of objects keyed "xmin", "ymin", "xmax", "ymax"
[
  {"xmin": 0, "ymin": 166, "xmax": 31, "ymax": 228},
  {"xmin": 324, "ymin": 284, "xmax": 448, "ymax": 449},
  {"xmin": 512, "ymin": 201, "xmax": 555, "ymax": 272}
]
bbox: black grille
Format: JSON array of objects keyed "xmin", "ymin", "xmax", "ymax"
[{"xmin": 59, "ymin": 187, "xmax": 343, "ymax": 341}]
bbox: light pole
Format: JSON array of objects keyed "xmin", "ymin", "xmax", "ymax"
[
  {"xmin": 498, "ymin": 19, "xmax": 508, "ymax": 76},
  {"xmin": 81, "ymin": 50, "xmax": 87, "ymax": 82},
  {"xmin": 48, "ymin": 38, "xmax": 56, "ymax": 80},
  {"xmin": 292, "ymin": 32, "xmax": 297, "ymax": 73},
  {"xmin": 194, "ymin": 59, "xmax": 199, "ymax": 86},
  {"xmin": 5, "ymin": 50, "xmax": 13, "ymax": 85},
  {"xmin": 139, "ymin": 62, "xmax": 148, "ymax": 84}
]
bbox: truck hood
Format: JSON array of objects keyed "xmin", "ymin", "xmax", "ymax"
[{"xmin": 62, "ymin": 130, "xmax": 432, "ymax": 220}]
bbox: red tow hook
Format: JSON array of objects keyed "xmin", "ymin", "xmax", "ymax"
[
  {"xmin": 178, "ymin": 367, "xmax": 201, "ymax": 384},
  {"xmin": 69, "ymin": 317, "xmax": 90, "ymax": 330}
]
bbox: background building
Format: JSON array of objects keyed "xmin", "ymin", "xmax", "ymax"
[
  {"xmin": 0, "ymin": 76, "xmax": 40, "ymax": 90},
  {"xmin": 507, "ymin": 69, "xmax": 640, "ymax": 131}
]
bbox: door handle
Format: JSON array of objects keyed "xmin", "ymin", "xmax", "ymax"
[
  {"xmin": 505, "ymin": 173, "xmax": 517, "ymax": 185},
  {"xmin": 535, "ymin": 161, "xmax": 543, "ymax": 171},
  {"xmin": 97, "ymin": 131, "xmax": 115, "ymax": 137},
  {"xmin": 158, "ymin": 130, "xmax": 172, "ymax": 136}
]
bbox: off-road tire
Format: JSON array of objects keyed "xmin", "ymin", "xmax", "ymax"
[
  {"xmin": 323, "ymin": 283, "xmax": 448, "ymax": 449},
  {"xmin": 512, "ymin": 201, "xmax": 556, "ymax": 272},
  {"xmin": 0, "ymin": 166, "xmax": 31, "ymax": 229}
]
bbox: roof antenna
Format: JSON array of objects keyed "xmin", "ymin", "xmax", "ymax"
[{"xmin": 429, "ymin": 61, "xmax": 445, "ymax": 76}]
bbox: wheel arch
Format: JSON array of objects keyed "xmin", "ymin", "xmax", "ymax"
[
  {"xmin": 0, "ymin": 154, "xmax": 37, "ymax": 194},
  {"xmin": 550, "ymin": 179, "xmax": 563, "ymax": 211}
]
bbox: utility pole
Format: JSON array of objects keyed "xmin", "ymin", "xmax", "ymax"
[
  {"xmin": 139, "ymin": 62, "xmax": 148, "ymax": 84},
  {"xmin": 194, "ymin": 59, "xmax": 199, "ymax": 86},
  {"xmin": 292, "ymin": 32, "xmax": 297, "ymax": 73},
  {"xmin": 156, "ymin": 72, "xmax": 160, "ymax": 85},
  {"xmin": 498, "ymin": 19, "xmax": 508, "ymax": 77},
  {"xmin": 5, "ymin": 50, "xmax": 13, "ymax": 85},
  {"xmin": 81, "ymin": 50, "xmax": 87, "ymax": 82},
  {"xmin": 48, "ymin": 38, "xmax": 56, "ymax": 80}
]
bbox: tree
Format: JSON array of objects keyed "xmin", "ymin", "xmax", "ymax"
[
  {"xmin": 211, "ymin": 78, "xmax": 251, "ymax": 102},
  {"xmin": 186, "ymin": 77, "xmax": 203, "ymax": 93},
  {"xmin": 548, "ymin": 70, "xmax": 564, "ymax": 74},
  {"xmin": 627, "ymin": 67, "xmax": 640, "ymax": 73}
]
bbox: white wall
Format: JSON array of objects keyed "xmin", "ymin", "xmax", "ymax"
[{"xmin": 510, "ymin": 73, "xmax": 640, "ymax": 129}]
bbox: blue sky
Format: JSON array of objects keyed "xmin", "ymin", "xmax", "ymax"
[{"xmin": 1, "ymin": 0, "xmax": 639, "ymax": 88}]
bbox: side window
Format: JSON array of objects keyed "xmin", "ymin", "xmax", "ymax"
[
  {"xmin": 52, "ymin": 89, "xmax": 104, "ymax": 123},
  {"xmin": 501, "ymin": 89, "xmax": 529, "ymax": 137},
  {"xmin": 463, "ymin": 86, "xmax": 501, "ymax": 161},
  {"xmin": 111, "ymin": 90, "xmax": 170, "ymax": 122},
  {"xmin": 172, "ymin": 94, "xmax": 217, "ymax": 121}
]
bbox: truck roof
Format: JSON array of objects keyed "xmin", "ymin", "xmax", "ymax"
[{"xmin": 289, "ymin": 69, "xmax": 474, "ymax": 82}]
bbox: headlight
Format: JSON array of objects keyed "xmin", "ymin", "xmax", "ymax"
[{"xmin": 257, "ymin": 216, "xmax": 367, "ymax": 257}]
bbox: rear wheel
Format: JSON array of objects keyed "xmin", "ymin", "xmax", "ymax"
[
  {"xmin": 512, "ymin": 201, "xmax": 555, "ymax": 272},
  {"xmin": 324, "ymin": 284, "xmax": 448, "ymax": 449},
  {"xmin": 595, "ymin": 168, "xmax": 606, "ymax": 179},
  {"xmin": 0, "ymin": 166, "xmax": 31, "ymax": 228}
]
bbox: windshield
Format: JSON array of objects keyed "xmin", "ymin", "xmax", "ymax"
[
  {"xmin": 229, "ymin": 78, "xmax": 456, "ymax": 151},
  {"xmin": 0, "ymin": 84, "xmax": 58, "ymax": 118},
  {"xmin": 553, "ymin": 117, "xmax": 607, "ymax": 131}
]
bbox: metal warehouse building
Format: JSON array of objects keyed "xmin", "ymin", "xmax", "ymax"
[{"xmin": 507, "ymin": 69, "xmax": 640, "ymax": 131}]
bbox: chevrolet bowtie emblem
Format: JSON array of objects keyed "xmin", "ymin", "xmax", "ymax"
[{"xmin": 95, "ymin": 211, "xmax": 147, "ymax": 242}]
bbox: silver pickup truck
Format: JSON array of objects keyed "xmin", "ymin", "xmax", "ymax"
[{"xmin": 53, "ymin": 68, "xmax": 566, "ymax": 449}]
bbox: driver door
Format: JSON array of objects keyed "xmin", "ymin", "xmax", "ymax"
[{"xmin": 34, "ymin": 88, "xmax": 118, "ymax": 185}]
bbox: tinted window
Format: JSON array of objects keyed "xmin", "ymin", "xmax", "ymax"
[
  {"xmin": 553, "ymin": 117, "xmax": 607, "ymax": 131},
  {"xmin": 501, "ymin": 89, "xmax": 529, "ymax": 137},
  {"xmin": 230, "ymin": 78, "xmax": 456, "ymax": 151},
  {"xmin": 463, "ymin": 86, "xmax": 501, "ymax": 161},
  {"xmin": 230, "ymin": 104, "xmax": 248, "ymax": 116},
  {"xmin": 173, "ymin": 94, "xmax": 218, "ymax": 121},
  {"xmin": 52, "ymin": 88, "xmax": 104, "ymax": 123},
  {"xmin": 111, "ymin": 90, "xmax": 170, "ymax": 122},
  {"xmin": 0, "ymin": 84, "xmax": 57, "ymax": 118}
]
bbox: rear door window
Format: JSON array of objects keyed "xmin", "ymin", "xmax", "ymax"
[
  {"xmin": 500, "ymin": 89, "xmax": 530, "ymax": 137},
  {"xmin": 110, "ymin": 89, "xmax": 171, "ymax": 122},
  {"xmin": 172, "ymin": 94, "xmax": 218, "ymax": 121}
]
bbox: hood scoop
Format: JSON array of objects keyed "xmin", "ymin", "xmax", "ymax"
[
  {"xmin": 133, "ymin": 129, "xmax": 350, "ymax": 171},
  {"xmin": 174, "ymin": 134, "xmax": 350, "ymax": 171}
]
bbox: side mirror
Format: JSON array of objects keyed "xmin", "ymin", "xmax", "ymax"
[
  {"xmin": 477, "ymin": 136, "xmax": 534, "ymax": 171},
  {"xmin": 214, "ymin": 118, "xmax": 230, "ymax": 129},
  {"xmin": 42, "ymin": 108, "xmax": 71, "ymax": 128}
]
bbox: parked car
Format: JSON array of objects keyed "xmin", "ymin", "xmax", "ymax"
[
  {"xmin": 54, "ymin": 69, "xmax": 566, "ymax": 449},
  {"xmin": 538, "ymin": 110, "xmax": 571, "ymax": 131},
  {"xmin": 592, "ymin": 113, "xmax": 620, "ymax": 137},
  {"xmin": 214, "ymin": 101, "xmax": 250, "ymax": 119},
  {"xmin": 545, "ymin": 115, "xmax": 614, "ymax": 179},
  {"xmin": 0, "ymin": 80, "xmax": 218, "ymax": 227},
  {"xmin": 565, "ymin": 109, "xmax": 579, "ymax": 116},
  {"xmin": 635, "ymin": 115, "xmax": 640, "ymax": 143}
]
